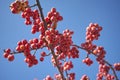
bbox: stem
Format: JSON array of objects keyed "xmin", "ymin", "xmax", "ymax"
[
  {"xmin": 29, "ymin": 4, "xmax": 37, "ymax": 8},
  {"xmin": 36, "ymin": 0, "xmax": 65, "ymax": 79},
  {"xmin": 36, "ymin": 0, "xmax": 47, "ymax": 30},
  {"xmin": 72, "ymin": 44, "xmax": 119, "ymax": 80},
  {"xmin": 104, "ymin": 60, "xmax": 119, "ymax": 80},
  {"xmin": 65, "ymin": 70, "xmax": 69, "ymax": 79},
  {"xmin": 3, "ymin": 48, "xmax": 36, "ymax": 55},
  {"xmin": 46, "ymin": 52, "xmax": 51, "ymax": 56},
  {"xmin": 33, "ymin": 49, "xmax": 37, "ymax": 56},
  {"xmin": 50, "ymin": 47, "xmax": 66, "ymax": 80}
]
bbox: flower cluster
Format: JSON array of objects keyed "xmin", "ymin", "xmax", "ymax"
[
  {"xmin": 80, "ymin": 23, "xmax": 118, "ymax": 80},
  {"xmin": 55, "ymin": 29, "xmax": 79, "ymax": 60},
  {"xmin": 63, "ymin": 61, "xmax": 73, "ymax": 71},
  {"xmin": 10, "ymin": 0, "xmax": 28, "ymax": 14},
  {"xmin": 97, "ymin": 64, "xmax": 115, "ymax": 80},
  {"xmin": 16, "ymin": 39, "xmax": 40, "ymax": 67},
  {"xmin": 3, "ymin": 48, "xmax": 14, "ymax": 61},
  {"xmin": 81, "ymin": 23, "xmax": 102, "ymax": 50},
  {"xmin": 68, "ymin": 73, "xmax": 75, "ymax": 80},
  {"xmin": 114, "ymin": 63, "xmax": 120, "ymax": 71},
  {"xmin": 86, "ymin": 23, "xmax": 102, "ymax": 42},
  {"xmin": 81, "ymin": 23, "xmax": 104, "ymax": 66},
  {"xmin": 82, "ymin": 57, "xmax": 93, "ymax": 66},
  {"xmin": 45, "ymin": 8, "xmax": 63, "ymax": 29},
  {"xmin": 93, "ymin": 46, "xmax": 106, "ymax": 62},
  {"xmin": 21, "ymin": 8, "xmax": 40, "ymax": 26},
  {"xmin": 81, "ymin": 41, "xmax": 96, "ymax": 51}
]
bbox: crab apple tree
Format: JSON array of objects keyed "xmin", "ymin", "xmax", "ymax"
[{"xmin": 1, "ymin": 0, "xmax": 120, "ymax": 80}]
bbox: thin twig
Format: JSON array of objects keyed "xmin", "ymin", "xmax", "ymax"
[
  {"xmin": 2, "ymin": 47, "xmax": 37, "ymax": 55},
  {"xmin": 65, "ymin": 70, "xmax": 69, "ymax": 79},
  {"xmin": 46, "ymin": 52, "xmax": 52, "ymax": 56},
  {"xmin": 29, "ymin": 4, "xmax": 37, "ymax": 8},
  {"xmin": 33, "ymin": 49, "xmax": 37, "ymax": 56}
]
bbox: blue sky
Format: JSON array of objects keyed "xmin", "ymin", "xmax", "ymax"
[{"xmin": 0, "ymin": 0, "xmax": 120, "ymax": 80}]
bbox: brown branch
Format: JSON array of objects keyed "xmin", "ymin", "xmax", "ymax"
[
  {"xmin": 72, "ymin": 44, "xmax": 119, "ymax": 80},
  {"xmin": 36, "ymin": 0, "xmax": 47, "ymax": 30},
  {"xmin": 50, "ymin": 45, "xmax": 66, "ymax": 80},
  {"xmin": 103, "ymin": 60, "xmax": 119, "ymax": 80},
  {"xmin": 35, "ymin": 0, "xmax": 65, "ymax": 79}
]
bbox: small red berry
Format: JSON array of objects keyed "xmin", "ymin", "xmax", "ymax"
[
  {"xmin": 40, "ymin": 57, "xmax": 44, "ymax": 62},
  {"xmin": 16, "ymin": 46, "xmax": 21, "ymax": 52},
  {"xmin": 5, "ymin": 48, "xmax": 11, "ymax": 53},
  {"xmin": 8, "ymin": 54, "xmax": 14, "ymax": 61},
  {"xmin": 3, "ymin": 52, "xmax": 9, "ymax": 58},
  {"xmin": 41, "ymin": 52, "xmax": 46, "ymax": 57},
  {"xmin": 17, "ymin": 41, "xmax": 22, "ymax": 46},
  {"xmin": 114, "ymin": 63, "xmax": 120, "ymax": 71},
  {"xmin": 33, "ymin": 38, "xmax": 39, "ymax": 43},
  {"xmin": 20, "ymin": 44, "xmax": 25, "ymax": 51},
  {"xmin": 22, "ymin": 39, "xmax": 28, "ymax": 45},
  {"xmin": 51, "ymin": 8, "xmax": 56, "ymax": 13},
  {"xmin": 58, "ymin": 16, "xmax": 63, "ymax": 21},
  {"xmin": 31, "ymin": 29, "xmax": 36, "ymax": 34},
  {"xmin": 50, "ymin": 16, "xmax": 56, "ymax": 22},
  {"xmin": 28, "ymin": 63, "xmax": 33, "ymax": 67},
  {"xmin": 33, "ymin": 59, "xmax": 38, "ymax": 65}
]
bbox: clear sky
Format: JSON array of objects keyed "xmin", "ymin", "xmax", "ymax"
[{"xmin": 0, "ymin": 0, "xmax": 120, "ymax": 80}]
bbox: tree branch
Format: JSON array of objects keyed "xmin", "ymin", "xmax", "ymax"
[
  {"xmin": 50, "ymin": 45, "xmax": 66, "ymax": 80},
  {"xmin": 72, "ymin": 44, "xmax": 119, "ymax": 80},
  {"xmin": 36, "ymin": 0, "xmax": 65, "ymax": 79},
  {"xmin": 103, "ymin": 60, "xmax": 119, "ymax": 80},
  {"xmin": 36, "ymin": 0, "xmax": 47, "ymax": 30}
]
